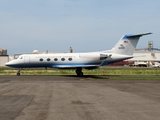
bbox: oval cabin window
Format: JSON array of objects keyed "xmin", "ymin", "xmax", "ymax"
[
  {"xmin": 68, "ymin": 58, "xmax": 72, "ymax": 61},
  {"xmin": 61, "ymin": 58, "xmax": 65, "ymax": 61},
  {"xmin": 54, "ymin": 58, "xmax": 58, "ymax": 61},
  {"xmin": 39, "ymin": 58, "xmax": 43, "ymax": 61},
  {"xmin": 47, "ymin": 58, "xmax": 51, "ymax": 61}
]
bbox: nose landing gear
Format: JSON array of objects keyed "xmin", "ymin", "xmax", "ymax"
[{"xmin": 17, "ymin": 69, "xmax": 21, "ymax": 76}]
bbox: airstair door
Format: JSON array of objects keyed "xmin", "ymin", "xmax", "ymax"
[{"xmin": 24, "ymin": 56, "xmax": 30, "ymax": 67}]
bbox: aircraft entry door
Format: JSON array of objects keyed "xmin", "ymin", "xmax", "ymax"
[{"xmin": 24, "ymin": 56, "xmax": 30, "ymax": 67}]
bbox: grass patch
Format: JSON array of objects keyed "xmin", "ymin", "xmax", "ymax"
[
  {"xmin": 1, "ymin": 67, "xmax": 160, "ymax": 80},
  {"xmin": 83, "ymin": 69, "xmax": 160, "ymax": 75},
  {"xmin": 0, "ymin": 67, "xmax": 160, "ymax": 76}
]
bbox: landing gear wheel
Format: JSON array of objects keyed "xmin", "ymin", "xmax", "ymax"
[
  {"xmin": 76, "ymin": 67, "xmax": 83, "ymax": 77},
  {"xmin": 79, "ymin": 72, "xmax": 83, "ymax": 77},
  {"xmin": 76, "ymin": 72, "xmax": 83, "ymax": 77},
  {"xmin": 17, "ymin": 73, "xmax": 20, "ymax": 76}
]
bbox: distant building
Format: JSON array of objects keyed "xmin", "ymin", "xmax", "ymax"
[
  {"xmin": 129, "ymin": 51, "xmax": 160, "ymax": 61},
  {"xmin": 0, "ymin": 48, "xmax": 7, "ymax": 55},
  {"xmin": 68, "ymin": 47, "xmax": 73, "ymax": 53},
  {"xmin": 0, "ymin": 48, "xmax": 9, "ymax": 66}
]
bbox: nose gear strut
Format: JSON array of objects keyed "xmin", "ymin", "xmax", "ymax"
[{"xmin": 17, "ymin": 69, "xmax": 21, "ymax": 76}]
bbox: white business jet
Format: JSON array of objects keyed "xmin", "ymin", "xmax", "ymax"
[{"xmin": 5, "ymin": 33, "xmax": 152, "ymax": 76}]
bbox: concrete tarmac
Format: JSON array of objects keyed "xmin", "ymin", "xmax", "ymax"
[{"xmin": 0, "ymin": 75, "xmax": 160, "ymax": 120}]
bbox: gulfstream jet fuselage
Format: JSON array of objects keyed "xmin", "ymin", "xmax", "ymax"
[{"xmin": 5, "ymin": 33, "xmax": 152, "ymax": 76}]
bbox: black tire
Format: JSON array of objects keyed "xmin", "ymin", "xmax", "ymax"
[
  {"xmin": 79, "ymin": 72, "xmax": 83, "ymax": 77},
  {"xmin": 76, "ymin": 72, "xmax": 83, "ymax": 77},
  {"xmin": 17, "ymin": 73, "xmax": 20, "ymax": 76}
]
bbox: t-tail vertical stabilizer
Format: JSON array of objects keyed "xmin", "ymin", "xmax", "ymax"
[{"xmin": 112, "ymin": 33, "xmax": 152, "ymax": 55}]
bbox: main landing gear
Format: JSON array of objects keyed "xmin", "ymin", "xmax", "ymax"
[
  {"xmin": 17, "ymin": 69, "xmax": 21, "ymax": 76},
  {"xmin": 75, "ymin": 67, "xmax": 83, "ymax": 77}
]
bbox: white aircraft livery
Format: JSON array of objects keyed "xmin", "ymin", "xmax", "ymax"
[{"xmin": 5, "ymin": 33, "xmax": 152, "ymax": 76}]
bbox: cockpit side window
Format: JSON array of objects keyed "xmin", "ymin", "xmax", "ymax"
[{"xmin": 17, "ymin": 56, "xmax": 23, "ymax": 59}]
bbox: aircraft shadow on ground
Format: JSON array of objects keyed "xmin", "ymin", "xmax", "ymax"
[{"xmin": 62, "ymin": 75, "xmax": 110, "ymax": 79}]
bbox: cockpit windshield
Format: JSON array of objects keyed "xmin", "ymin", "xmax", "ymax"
[{"xmin": 17, "ymin": 56, "xmax": 23, "ymax": 59}]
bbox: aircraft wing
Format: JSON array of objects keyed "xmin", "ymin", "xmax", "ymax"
[{"xmin": 53, "ymin": 64, "xmax": 100, "ymax": 68}]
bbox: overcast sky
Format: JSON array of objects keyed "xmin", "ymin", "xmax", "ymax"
[{"xmin": 0, "ymin": 0, "xmax": 159, "ymax": 55}]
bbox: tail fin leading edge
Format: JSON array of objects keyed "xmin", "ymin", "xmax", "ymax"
[{"xmin": 112, "ymin": 33, "xmax": 152, "ymax": 55}]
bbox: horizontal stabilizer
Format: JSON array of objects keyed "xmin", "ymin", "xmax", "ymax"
[{"xmin": 123, "ymin": 33, "xmax": 152, "ymax": 39}]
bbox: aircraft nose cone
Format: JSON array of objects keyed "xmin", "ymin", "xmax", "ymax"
[
  {"xmin": 5, "ymin": 60, "xmax": 22, "ymax": 68},
  {"xmin": 5, "ymin": 61, "xmax": 15, "ymax": 67},
  {"xmin": 5, "ymin": 62, "xmax": 11, "ymax": 66}
]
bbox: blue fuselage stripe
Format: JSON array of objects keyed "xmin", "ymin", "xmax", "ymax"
[{"xmin": 6, "ymin": 62, "xmax": 101, "ymax": 68}]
